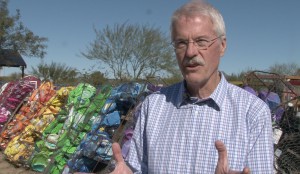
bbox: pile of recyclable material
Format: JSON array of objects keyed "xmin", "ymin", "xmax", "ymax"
[{"xmin": 244, "ymin": 71, "xmax": 300, "ymax": 174}]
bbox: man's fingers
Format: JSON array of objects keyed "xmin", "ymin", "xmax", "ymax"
[
  {"xmin": 215, "ymin": 140, "xmax": 229, "ymax": 174},
  {"xmin": 215, "ymin": 140, "xmax": 251, "ymax": 174},
  {"xmin": 112, "ymin": 142, "xmax": 124, "ymax": 163},
  {"xmin": 228, "ymin": 167, "xmax": 251, "ymax": 174},
  {"xmin": 242, "ymin": 167, "xmax": 250, "ymax": 174},
  {"xmin": 215, "ymin": 140, "xmax": 228, "ymax": 163},
  {"xmin": 110, "ymin": 143, "xmax": 133, "ymax": 174}
]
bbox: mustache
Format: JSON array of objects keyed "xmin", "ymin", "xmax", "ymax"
[{"xmin": 183, "ymin": 56, "xmax": 205, "ymax": 66}]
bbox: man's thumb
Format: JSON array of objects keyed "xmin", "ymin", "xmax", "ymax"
[
  {"xmin": 215, "ymin": 140, "xmax": 229, "ymax": 174},
  {"xmin": 215, "ymin": 140, "xmax": 227, "ymax": 160},
  {"xmin": 112, "ymin": 142, "xmax": 124, "ymax": 163}
]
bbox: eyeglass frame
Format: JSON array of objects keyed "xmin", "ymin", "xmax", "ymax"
[{"xmin": 171, "ymin": 35, "xmax": 224, "ymax": 51}]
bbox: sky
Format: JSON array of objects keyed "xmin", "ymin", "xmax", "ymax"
[{"xmin": 2, "ymin": 0, "xmax": 300, "ymax": 77}]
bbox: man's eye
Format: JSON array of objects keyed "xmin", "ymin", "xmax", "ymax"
[
  {"xmin": 176, "ymin": 41, "xmax": 187, "ymax": 47},
  {"xmin": 195, "ymin": 40, "xmax": 208, "ymax": 47}
]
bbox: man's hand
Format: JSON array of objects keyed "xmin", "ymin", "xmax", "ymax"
[
  {"xmin": 109, "ymin": 142, "xmax": 133, "ymax": 174},
  {"xmin": 215, "ymin": 140, "xmax": 250, "ymax": 174}
]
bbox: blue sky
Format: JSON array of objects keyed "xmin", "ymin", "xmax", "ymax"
[{"xmin": 2, "ymin": 0, "xmax": 300, "ymax": 77}]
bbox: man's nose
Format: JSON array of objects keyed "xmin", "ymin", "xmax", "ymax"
[{"xmin": 185, "ymin": 41, "xmax": 199, "ymax": 57}]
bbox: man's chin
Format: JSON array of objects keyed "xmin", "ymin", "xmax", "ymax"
[{"xmin": 184, "ymin": 74, "xmax": 205, "ymax": 85}]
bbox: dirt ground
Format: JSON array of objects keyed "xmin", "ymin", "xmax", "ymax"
[
  {"xmin": 0, "ymin": 152, "xmax": 111, "ymax": 174},
  {"xmin": 0, "ymin": 152, "xmax": 38, "ymax": 174}
]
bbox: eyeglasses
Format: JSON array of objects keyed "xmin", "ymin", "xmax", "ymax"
[{"xmin": 171, "ymin": 35, "xmax": 223, "ymax": 51}]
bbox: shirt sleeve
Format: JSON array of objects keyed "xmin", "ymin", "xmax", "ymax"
[
  {"xmin": 246, "ymin": 101, "xmax": 274, "ymax": 173},
  {"xmin": 126, "ymin": 98, "xmax": 149, "ymax": 174}
]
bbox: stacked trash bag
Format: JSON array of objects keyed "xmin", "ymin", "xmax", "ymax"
[
  {"xmin": 0, "ymin": 75, "xmax": 41, "ymax": 133},
  {"xmin": 0, "ymin": 75, "xmax": 163, "ymax": 174}
]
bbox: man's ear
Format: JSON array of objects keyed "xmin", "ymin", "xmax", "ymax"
[{"xmin": 219, "ymin": 36, "xmax": 227, "ymax": 57}]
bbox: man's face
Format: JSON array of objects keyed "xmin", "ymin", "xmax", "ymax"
[{"xmin": 172, "ymin": 15, "xmax": 226, "ymax": 86}]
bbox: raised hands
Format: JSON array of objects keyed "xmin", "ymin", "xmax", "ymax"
[{"xmin": 109, "ymin": 140, "xmax": 250, "ymax": 174}]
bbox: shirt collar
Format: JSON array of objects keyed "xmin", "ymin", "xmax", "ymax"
[{"xmin": 176, "ymin": 72, "xmax": 228, "ymax": 111}]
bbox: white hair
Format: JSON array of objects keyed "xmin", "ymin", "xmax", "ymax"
[{"xmin": 171, "ymin": 0, "xmax": 226, "ymax": 40}]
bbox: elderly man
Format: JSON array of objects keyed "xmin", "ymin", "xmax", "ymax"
[{"xmin": 109, "ymin": 1, "xmax": 274, "ymax": 174}]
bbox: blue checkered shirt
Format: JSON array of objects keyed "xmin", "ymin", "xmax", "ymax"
[{"xmin": 127, "ymin": 73, "xmax": 274, "ymax": 174}]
